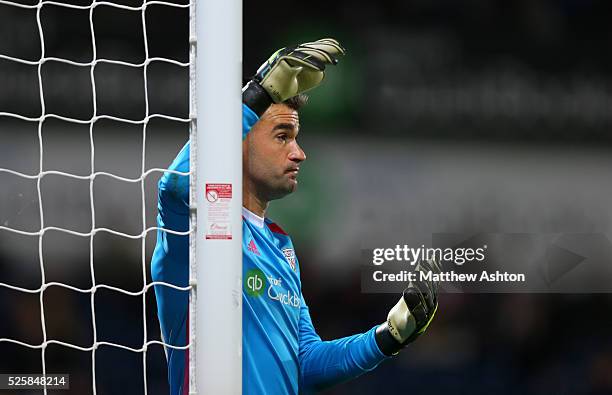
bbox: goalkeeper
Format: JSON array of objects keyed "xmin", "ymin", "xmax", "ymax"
[{"xmin": 151, "ymin": 38, "xmax": 440, "ymax": 395}]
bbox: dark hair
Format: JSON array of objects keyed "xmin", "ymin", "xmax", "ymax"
[{"xmin": 283, "ymin": 94, "xmax": 309, "ymax": 111}]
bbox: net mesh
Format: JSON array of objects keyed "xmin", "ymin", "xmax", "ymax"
[{"xmin": 0, "ymin": 0, "xmax": 192, "ymax": 393}]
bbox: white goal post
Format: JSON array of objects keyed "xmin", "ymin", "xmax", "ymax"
[
  {"xmin": 0, "ymin": 0, "xmax": 242, "ymax": 393},
  {"xmin": 191, "ymin": 0, "xmax": 242, "ymax": 394}
]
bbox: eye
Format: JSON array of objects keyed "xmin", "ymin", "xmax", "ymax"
[{"xmin": 276, "ymin": 133, "xmax": 288, "ymax": 143}]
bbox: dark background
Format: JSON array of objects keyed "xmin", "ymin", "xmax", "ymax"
[{"xmin": 1, "ymin": 0, "xmax": 612, "ymax": 394}]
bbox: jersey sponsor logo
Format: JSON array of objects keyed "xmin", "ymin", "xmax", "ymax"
[
  {"xmin": 282, "ymin": 248, "xmax": 296, "ymax": 271},
  {"xmin": 245, "ymin": 269, "xmax": 300, "ymax": 308},
  {"xmin": 247, "ymin": 239, "xmax": 261, "ymax": 256},
  {"xmin": 245, "ymin": 269, "xmax": 266, "ymax": 297},
  {"xmin": 267, "ymin": 276, "xmax": 301, "ymax": 309}
]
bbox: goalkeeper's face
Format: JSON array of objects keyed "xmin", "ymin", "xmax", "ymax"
[{"xmin": 243, "ymin": 104, "xmax": 306, "ymax": 201}]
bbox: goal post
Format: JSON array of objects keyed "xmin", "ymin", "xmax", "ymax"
[
  {"xmin": 0, "ymin": 0, "xmax": 243, "ymax": 392},
  {"xmin": 191, "ymin": 0, "xmax": 242, "ymax": 394}
]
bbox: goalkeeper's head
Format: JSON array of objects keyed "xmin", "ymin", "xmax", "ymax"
[{"xmin": 243, "ymin": 94, "xmax": 308, "ymax": 203}]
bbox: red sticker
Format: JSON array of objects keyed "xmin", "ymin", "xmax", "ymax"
[{"xmin": 205, "ymin": 183, "xmax": 233, "ymax": 240}]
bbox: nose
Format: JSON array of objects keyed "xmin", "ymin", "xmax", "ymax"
[{"xmin": 288, "ymin": 142, "xmax": 306, "ymax": 163}]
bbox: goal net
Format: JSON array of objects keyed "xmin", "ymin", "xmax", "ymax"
[{"xmin": 0, "ymin": 0, "xmax": 241, "ymax": 393}]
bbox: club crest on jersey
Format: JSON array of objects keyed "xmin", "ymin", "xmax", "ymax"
[{"xmin": 282, "ymin": 248, "xmax": 296, "ymax": 271}]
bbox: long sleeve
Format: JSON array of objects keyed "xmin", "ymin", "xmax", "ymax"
[
  {"xmin": 298, "ymin": 296, "xmax": 389, "ymax": 393},
  {"xmin": 150, "ymin": 141, "xmax": 190, "ymax": 395},
  {"xmin": 151, "ymin": 103, "xmax": 260, "ymax": 395},
  {"xmin": 242, "ymin": 103, "xmax": 259, "ymax": 139}
]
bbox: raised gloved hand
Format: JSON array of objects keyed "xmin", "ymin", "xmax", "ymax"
[
  {"xmin": 375, "ymin": 258, "xmax": 441, "ymax": 356},
  {"xmin": 242, "ymin": 38, "xmax": 346, "ymax": 116}
]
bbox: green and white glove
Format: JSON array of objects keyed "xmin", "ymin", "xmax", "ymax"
[
  {"xmin": 375, "ymin": 258, "xmax": 441, "ymax": 356},
  {"xmin": 242, "ymin": 38, "xmax": 346, "ymax": 116}
]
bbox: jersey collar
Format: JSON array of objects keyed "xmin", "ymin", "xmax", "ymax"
[{"xmin": 242, "ymin": 207, "xmax": 264, "ymax": 228}]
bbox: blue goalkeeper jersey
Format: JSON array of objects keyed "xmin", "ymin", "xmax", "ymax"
[{"xmin": 151, "ymin": 104, "xmax": 387, "ymax": 395}]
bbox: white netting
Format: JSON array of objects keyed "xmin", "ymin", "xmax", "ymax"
[{"xmin": 0, "ymin": 0, "xmax": 192, "ymax": 393}]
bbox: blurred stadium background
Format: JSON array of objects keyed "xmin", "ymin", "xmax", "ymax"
[{"xmin": 2, "ymin": 0, "xmax": 612, "ymax": 394}]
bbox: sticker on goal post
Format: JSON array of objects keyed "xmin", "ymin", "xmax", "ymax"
[{"xmin": 205, "ymin": 183, "xmax": 233, "ymax": 240}]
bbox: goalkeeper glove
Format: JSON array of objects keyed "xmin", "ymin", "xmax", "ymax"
[
  {"xmin": 375, "ymin": 258, "xmax": 441, "ymax": 356},
  {"xmin": 242, "ymin": 38, "xmax": 346, "ymax": 116}
]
